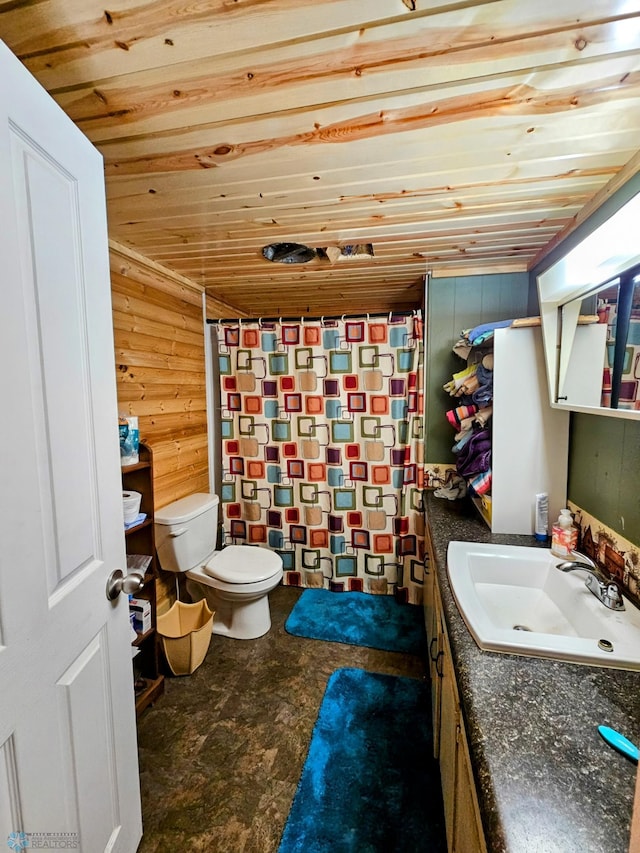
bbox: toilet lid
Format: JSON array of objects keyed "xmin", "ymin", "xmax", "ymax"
[{"xmin": 203, "ymin": 545, "xmax": 282, "ymax": 584}]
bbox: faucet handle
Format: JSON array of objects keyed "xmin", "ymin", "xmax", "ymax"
[{"xmin": 603, "ymin": 582, "xmax": 625, "ymax": 611}]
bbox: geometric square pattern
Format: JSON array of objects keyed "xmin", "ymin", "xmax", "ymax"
[{"xmin": 218, "ymin": 314, "xmax": 425, "ymax": 604}]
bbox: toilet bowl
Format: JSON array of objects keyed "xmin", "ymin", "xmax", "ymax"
[
  {"xmin": 186, "ymin": 546, "xmax": 283, "ymax": 639},
  {"xmin": 155, "ymin": 493, "xmax": 283, "ymax": 640}
]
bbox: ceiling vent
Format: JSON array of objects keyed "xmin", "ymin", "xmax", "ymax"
[{"xmin": 262, "ymin": 243, "xmax": 317, "ymax": 264}]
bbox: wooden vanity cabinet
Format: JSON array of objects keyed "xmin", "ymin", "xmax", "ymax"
[
  {"xmin": 425, "ymin": 527, "xmax": 487, "ymax": 853},
  {"xmin": 424, "ymin": 529, "xmax": 442, "ymax": 756},
  {"xmin": 454, "ymin": 718, "xmax": 486, "ymax": 853}
]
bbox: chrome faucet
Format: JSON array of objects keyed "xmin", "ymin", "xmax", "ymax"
[{"xmin": 556, "ymin": 552, "xmax": 625, "ymax": 611}]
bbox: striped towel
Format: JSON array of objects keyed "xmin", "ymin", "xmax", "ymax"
[
  {"xmin": 446, "ymin": 404, "xmax": 478, "ymax": 429},
  {"xmin": 469, "ymin": 468, "xmax": 492, "ymax": 496}
]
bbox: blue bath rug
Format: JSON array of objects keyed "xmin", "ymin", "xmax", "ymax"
[
  {"xmin": 278, "ymin": 667, "xmax": 446, "ymax": 853},
  {"xmin": 284, "ymin": 589, "xmax": 425, "ymax": 655}
]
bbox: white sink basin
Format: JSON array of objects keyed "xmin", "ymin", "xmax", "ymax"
[{"xmin": 447, "ymin": 541, "xmax": 640, "ymax": 670}]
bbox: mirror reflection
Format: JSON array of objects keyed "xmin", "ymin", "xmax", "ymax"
[{"xmin": 560, "ymin": 264, "xmax": 640, "ymax": 410}]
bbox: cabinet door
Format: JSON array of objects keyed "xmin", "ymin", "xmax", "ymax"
[
  {"xmin": 453, "ymin": 717, "xmax": 487, "ymax": 853},
  {"xmin": 425, "ymin": 527, "xmax": 443, "ymax": 757},
  {"xmin": 424, "ymin": 525, "xmax": 437, "ymax": 646},
  {"xmin": 439, "ymin": 610, "xmax": 458, "ymax": 851},
  {"xmin": 430, "ymin": 613, "xmax": 443, "ymax": 759},
  {"xmin": 435, "ymin": 589, "xmax": 486, "ymax": 853}
]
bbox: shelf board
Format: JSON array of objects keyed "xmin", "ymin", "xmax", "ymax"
[
  {"xmin": 132, "ymin": 627, "xmax": 155, "ymax": 647},
  {"xmin": 134, "ymin": 675, "xmax": 164, "ymax": 716},
  {"xmin": 470, "ymin": 495, "xmax": 491, "ymax": 529},
  {"xmin": 122, "ymin": 460, "xmax": 151, "ymax": 473},
  {"xmin": 124, "ymin": 518, "xmax": 152, "ymax": 536}
]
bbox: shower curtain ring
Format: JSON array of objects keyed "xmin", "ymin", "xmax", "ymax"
[
  {"xmin": 341, "ymin": 313, "xmax": 346, "ymax": 322},
  {"xmin": 258, "ymin": 317, "xmax": 263, "ymax": 328},
  {"xmin": 388, "ymin": 311, "xmax": 392, "ymax": 322}
]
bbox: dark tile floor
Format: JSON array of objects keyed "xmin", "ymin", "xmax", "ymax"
[{"xmin": 136, "ymin": 585, "xmax": 428, "ymax": 853}]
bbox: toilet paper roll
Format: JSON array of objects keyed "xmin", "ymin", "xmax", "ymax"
[{"xmin": 123, "ymin": 491, "xmax": 142, "ymax": 524}]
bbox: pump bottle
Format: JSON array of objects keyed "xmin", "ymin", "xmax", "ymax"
[{"xmin": 551, "ymin": 509, "xmax": 578, "ymax": 558}]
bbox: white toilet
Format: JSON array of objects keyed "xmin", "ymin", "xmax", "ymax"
[{"xmin": 154, "ymin": 493, "xmax": 283, "ymax": 640}]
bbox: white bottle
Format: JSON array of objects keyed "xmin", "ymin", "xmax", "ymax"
[
  {"xmin": 534, "ymin": 493, "xmax": 548, "ymax": 541},
  {"xmin": 551, "ymin": 509, "xmax": 578, "ymax": 558}
]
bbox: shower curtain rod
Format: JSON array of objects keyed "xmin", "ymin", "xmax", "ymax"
[{"xmin": 207, "ymin": 309, "xmax": 420, "ymax": 325}]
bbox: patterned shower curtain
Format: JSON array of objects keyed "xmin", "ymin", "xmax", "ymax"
[{"xmin": 217, "ymin": 313, "xmax": 426, "ymax": 604}]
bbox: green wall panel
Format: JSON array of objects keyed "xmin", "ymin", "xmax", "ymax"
[
  {"xmin": 426, "ymin": 272, "xmax": 530, "ymax": 464},
  {"xmin": 569, "ymin": 414, "xmax": 640, "ymax": 545}
]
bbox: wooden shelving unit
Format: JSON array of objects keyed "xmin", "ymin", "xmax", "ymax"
[{"xmin": 122, "ymin": 443, "xmax": 164, "ymax": 716}]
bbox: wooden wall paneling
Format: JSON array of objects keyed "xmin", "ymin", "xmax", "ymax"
[
  {"xmin": 110, "ymin": 242, "xmax": 244, "ymax": 608},
  {"xmin": 110, "ymin": 241, "xmax": 204, "ymax": 303},
  {"xmin": 111, "ymin": 241, "xmax": 242, "ymax": 510},
  {"xmin": 112, "ymin": 307, "xmax": 206, "ymax": 347},
  {"xmin": 114, "ymin": 328, "xmax": 205, "ymax": 361},
  {"xmin": 153, "ymin": 468, "xmax": 211, "ymax": 514},
  {"xmin": 205, "ymin": 293, "xmax": 249, "ymax": 319},
  {"xmin": 117, "ymin": 380, "xmax": 207, "ymax": 398},
  {"xmin": 152, "ymin": 436, "xmax": 210, "ymax": 510},
  {"xmin": 110, "ymin": 244, "xmax": 205, "ymax": 481}
]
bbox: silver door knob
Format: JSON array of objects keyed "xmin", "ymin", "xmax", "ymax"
[{"xmin": 106, "ymin": 568, "xmax": 145, "ymax": 601}]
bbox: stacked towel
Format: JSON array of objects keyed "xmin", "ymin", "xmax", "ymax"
[
  {"xmin": 474, "ymin": 405, "xmax": 493, "ymax": 428},
  {"xmin": 452, "ymin": 429, "xmax": 474, "ymax": 453},
  {"xmin": 446, "ymin": 404, "xmax": 478, "ymax": 429},
  {"xmin": 459, "ymin": 373, "xmax": 479, "ymax": 396},
  {"xmin": 465, "ymin": 319, "xmax": 514, "ymax": 345},
  {"xmin": 442, "ymin": 363, "xmax": 477, "ymax": 396},
  {"xmin": 451, "ymin": 319, "xmax": 514, "ymax": 357},
  {"xmin": 444, "ymin": 329, "xmax": 499, "ymax": 505},
  {"xmin": 468, "ymin": 468, "xmax": 492, "ymax": 496},
  {"xmin": 455, "ymin": 429, "xmax": 491, "ymax": 478},
  {"xmin": 472, "ymin": 363, "xmax": 494, "ymax": 407},
  {"xmin": 454, "ymin": 416, "xmax": 476, "ymax": 442}
]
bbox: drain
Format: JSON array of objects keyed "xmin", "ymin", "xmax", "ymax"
[
  {"xmin": 598, "ymin": 638, "xmax": 614, "ymax": 653},
  {"xmin": 513, "ymin": 624, "xmax": 532, "ymax": 632}
]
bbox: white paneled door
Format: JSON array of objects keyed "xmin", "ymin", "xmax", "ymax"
[{"xmin": 0, "ymin": 41, "xmax": 142, "ymax": 853}]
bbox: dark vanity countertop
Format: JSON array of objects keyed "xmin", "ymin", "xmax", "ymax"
[{"xmin": 426, "ymin": 493, "xmax": 640, "ymax": 853}]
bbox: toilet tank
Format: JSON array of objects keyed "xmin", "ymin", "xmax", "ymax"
[{"xmin": 155, "ymin": 493, "xmax": 219, "ymax": 573}]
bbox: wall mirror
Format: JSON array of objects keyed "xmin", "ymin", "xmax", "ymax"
[{"xmin": 537, "ymin": 191, "xmax": 640, "ymax": 419}]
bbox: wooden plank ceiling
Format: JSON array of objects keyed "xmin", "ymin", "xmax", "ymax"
[{"xmin": 2, "ymin": 0, "xmax": 640, "ymax": 317}]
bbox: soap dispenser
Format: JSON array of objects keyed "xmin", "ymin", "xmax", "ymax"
[{"xmin": 551, "ymin": 509, "xmax": 578, "ymax": 558}]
